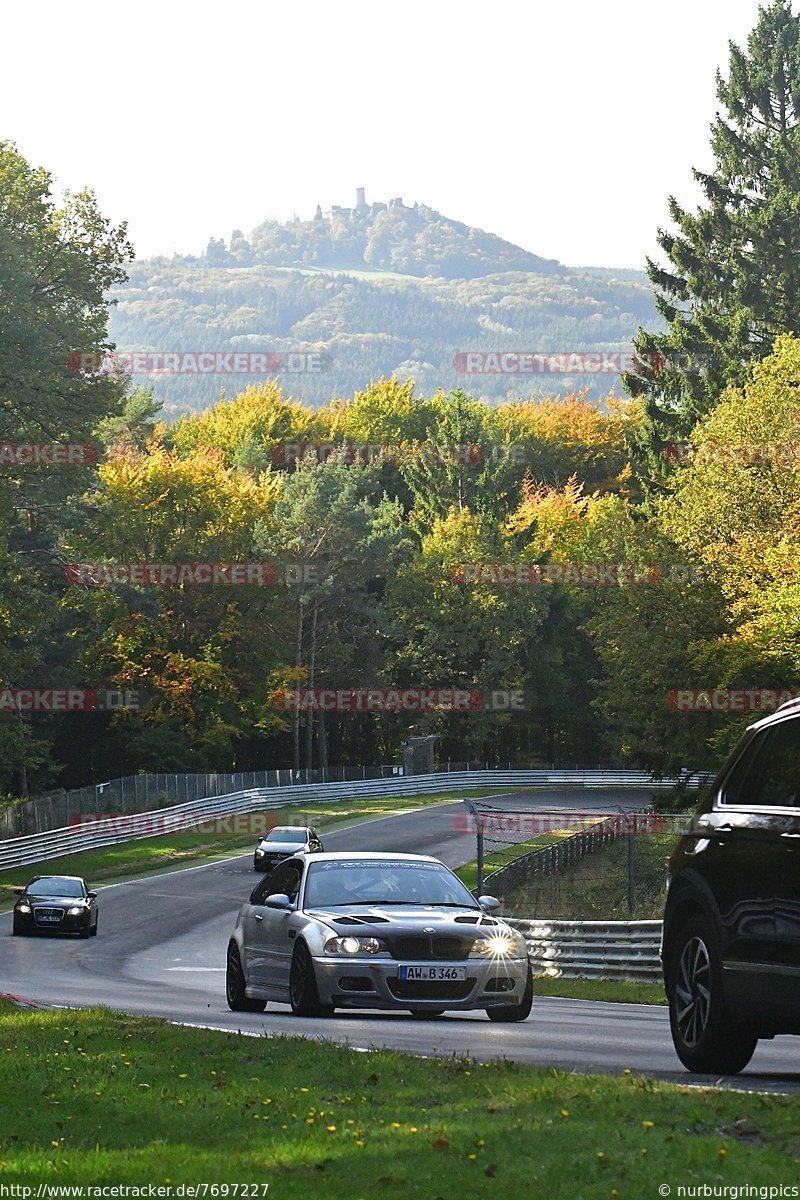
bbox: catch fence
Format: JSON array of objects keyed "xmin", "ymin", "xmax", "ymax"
[{"xmin": 463, "ymin": 801, "xmax": 693, "ymax": 919}]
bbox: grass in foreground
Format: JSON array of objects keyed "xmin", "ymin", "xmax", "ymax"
[
  {"xmin": 0, "ymin": 1002, "xmax": 796, "ymax": 1195},
  {"xmin": 0, "ymin": 789, "xmax": 518, "ymax": 906}
]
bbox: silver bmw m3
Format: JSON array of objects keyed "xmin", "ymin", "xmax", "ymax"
[{"xmin": 226, "ymin": 851, "xmax": 533, "ymax": 1021}]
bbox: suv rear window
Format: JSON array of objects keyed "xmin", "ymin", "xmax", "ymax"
[{"xmin": 722, "ymin": 717, "xmax": 800, "ymax": 808}]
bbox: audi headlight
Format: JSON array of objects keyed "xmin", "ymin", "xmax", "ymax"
[
  {"xmin": 67, "ymin": 906, "xmax": 85, "ymax": 916},
  {"xmin": 16, "ymin": 902, "xmax": 31, "ymax": 914},
  {"xmin": 324, "ymin": 936, "xmax": 388, "ymax": 956}
]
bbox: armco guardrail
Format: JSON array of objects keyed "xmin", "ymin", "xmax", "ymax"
[
  {"xmin": 0, "ymin": 769, "xmax": 701, "ymax": 872},
  {"xmin": 4, "ymin": 764, "xmax": 712, "ymax": 838},
  {"xmin": 507, "ymin": 918, "xmax": 663, "ymax": 982},
  {"xmin": 0, "ymin": 766, "xmax": 403, "ymax": 838}
]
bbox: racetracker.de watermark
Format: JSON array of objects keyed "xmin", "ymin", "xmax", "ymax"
[
  {"xmin": 0, "ymin": 1184, "xmax": 270, "ymax": 1198},
  {"xmin": 68, "ymin": 811, "xmax": 280, "ymax": 837},
  {"xmin": 64, "ymin": 562, "xmax": 322, "ymax": 586},
  {"xmin": 452, "ymin": 349, "xmax": 699, "ymax": 375},
  {"xmin": 663, "ymin": 441, "xmax": 800, "ymax": 468},
  {"xmin": 451, "ymin": 562, "xmax": 704, "ymax": 586},
  {"xmin": 0, "ymin": 689, "xmax": 143, "ymax": 713},
  {"xmin": 665, "ymin": 688, "xmax": 800, "ymax": 713},
  {"xmin": 452, "ymin": 811, "xmax": 666, "ymax": 835},
  {"xmin": 271, "ymin": 442, "xmax": 484, "ymax": 466},
  {"xmin": 272, "ymin": 687, "xmax": 530, "ymax": 712},
  {"xmin": 68, "ymin": 351, "xmax": 328, "ymax": 376},
  {"xmin": 0, "ymin": 443, "xmax": 98, "ymax": 466}
]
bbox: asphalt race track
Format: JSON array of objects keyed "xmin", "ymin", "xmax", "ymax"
[{"xmin": 2, "ymin": 793, "xmax": 799, "ymax": 1093}]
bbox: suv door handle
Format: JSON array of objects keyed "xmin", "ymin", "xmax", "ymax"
[{"xmin": 254, "ymin": 913, "xmax": 263, "ymax": 922}]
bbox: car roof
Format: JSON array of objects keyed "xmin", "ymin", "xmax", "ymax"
[{"xmin": 746, "ymin": 706, "xmax": 800, "ymax": 734}]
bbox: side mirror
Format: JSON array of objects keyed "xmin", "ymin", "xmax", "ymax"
[
  {"xmin": 477, "ymin": 894, "xmax": 501, "ymax": 914},
  {"xmin": 265, "ymin": 893, "xmax": 292, "ymax": 910},
  {"xmin": 87, "ymin": 891, "xmax": 97, "ymax": 899}
]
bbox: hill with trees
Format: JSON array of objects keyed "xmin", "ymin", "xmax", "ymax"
[{"xmin": 108, "ymin": 197, "xmax": 659, "ymax": 418}]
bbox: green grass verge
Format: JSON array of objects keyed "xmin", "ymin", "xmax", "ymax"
[
  {"xmin": 532, "ymin": 977, "xmax": 667, "ymax": 1005},
  {"xmin": 0, "ymin": 1001, "xmax": 795, "ymax": 1194},
  {"xmin": 0, "ymin": 789, "xmax": 518, "ymax": 906}
]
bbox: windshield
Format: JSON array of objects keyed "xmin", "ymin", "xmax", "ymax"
[
  {"xmin": 27, "ymin": 878, "xmax": 85, "ymax": 898},
  {"xmin": 265, "ymin": 828, "xmax": 306, "ymax": 843},
  {"xmin": 304, "ymin": 859, "xmax": 478, "ymax": 910}
]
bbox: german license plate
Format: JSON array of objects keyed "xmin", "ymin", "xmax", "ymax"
[
  {"xmin": 38, "ymin": 914, "xmax": 61, "ymax": 923},
  {"xmin": 399, "ymin": 965, "xmax": 466, "ymax": 981}
]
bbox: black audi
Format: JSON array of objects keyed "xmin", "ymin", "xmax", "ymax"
[{"xmin": 12, "ymin": 875, "xmax": 98, "ymax": 938}]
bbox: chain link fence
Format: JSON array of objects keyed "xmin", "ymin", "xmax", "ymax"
[{"xmin": 462, "ymin": 799, "xmax": 693, "ymax": 920}]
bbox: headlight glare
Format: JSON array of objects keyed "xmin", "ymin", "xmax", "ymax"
[
  {"xmin": 17, "ymin": 902, "xmax": 31, "ymax": 914},
  {"xmin": 67, "ymin": 906, "xmax": 84, "ymax": 916},
  {"xmin": 471, "ymin": 934, "xmax": 516, "ymax": 957}
]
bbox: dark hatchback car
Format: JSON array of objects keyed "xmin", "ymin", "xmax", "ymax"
[
  {"xmin": 253, "ymin": 825, "xmax": 323, "ymax": 872},
  {"xmin": 662, "ymin": 700, "xmax": 800, "ymax": 1073},
  {"xmin": 12, "ymin": 875, "xmax": 98, "ymax": 937}
]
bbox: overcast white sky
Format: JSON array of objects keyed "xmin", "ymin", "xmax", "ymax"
[{"xmin": 3, "ymin": 0, "xmax": 769, "ymax": 269}]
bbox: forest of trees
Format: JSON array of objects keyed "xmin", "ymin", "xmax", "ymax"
[
  {"xmin": 2, "ymin": 358, "xmax": 799, "ymax": 798},
  {"xmin": 2, "ymin": 0, "xmax": 800, "ymax": 802}
]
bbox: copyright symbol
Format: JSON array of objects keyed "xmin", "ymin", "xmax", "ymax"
[{"xmin": 660, "ymin": 1187, "xmax": 671, "ymax": 1197}]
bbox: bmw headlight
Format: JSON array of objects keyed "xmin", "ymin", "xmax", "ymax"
[
  {"xmin": 324, "ymin": 936, "xmax": 388, "ymax": 957},
  {"xmin": 470, "ymin": 932, "xmax": 525, "ymax": 957}
]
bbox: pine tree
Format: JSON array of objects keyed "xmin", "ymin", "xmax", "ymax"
[{"xmin": 625, "ymin": 0, "xmax": 800, "ymax": 467}]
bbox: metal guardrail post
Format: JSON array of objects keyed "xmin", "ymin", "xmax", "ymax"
[{"xmin": 463, "ymin": 796, "xmax": 484, "ymax": 894}]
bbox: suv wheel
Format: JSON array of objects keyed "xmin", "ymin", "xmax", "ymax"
[{"xmin": 667, "ymin": 915, "xmax": 757, "ymax": 1074}]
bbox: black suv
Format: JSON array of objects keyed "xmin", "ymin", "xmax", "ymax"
[{"xmin": 662, "ymin": 699, "xmax": 800, "ymax": 1073}]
